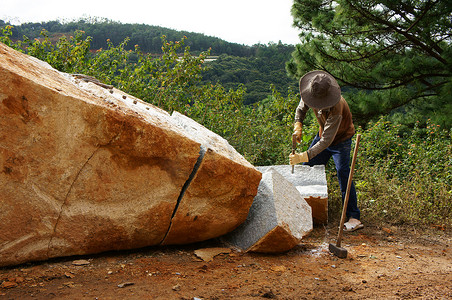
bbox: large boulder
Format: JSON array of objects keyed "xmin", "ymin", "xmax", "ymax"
[{"xmin": 0, "ymin": 43, "xmax": 261, "ymax": 267}]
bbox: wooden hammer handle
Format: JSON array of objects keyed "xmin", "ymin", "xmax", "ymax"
[{"xmin": 336, "ymin": 134, "xmax": 361, "ymax": 246}]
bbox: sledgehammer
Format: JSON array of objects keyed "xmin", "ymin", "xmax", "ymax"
[{"xmin": 329, "ymin": 134, "xmax": 361, "ymax": 258}]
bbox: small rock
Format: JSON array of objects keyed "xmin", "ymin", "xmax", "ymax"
[
  {"xmin": 118, "ymin": 282, "xmax": 134, "ymax": 288},
  {"xmin": 12, "ymin": 277, "xmax": 24, "ymax": 283},
  {"xmin": 63, "ymin": 282, "xmax": 76, "ymax": 288},
  {"xmin": 172, "ymin": 284, "xmax": 181, "ymax": 291},
  {"xmin": 72, "ymin": 259, "xmax": 90, "ymax": 266},
  {"xmin": 0, "ymin": 281, "xmax": 17, "ymax": 289},
  {"xmin": 270, "ymin": 266, "xmax": 286, "ymax": 272}
]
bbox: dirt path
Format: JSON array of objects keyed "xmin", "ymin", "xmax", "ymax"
[{"xmin": 1, "ymin": 224, "xmax": 451, "ymax": 299}]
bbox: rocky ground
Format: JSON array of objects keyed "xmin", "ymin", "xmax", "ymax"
[{"xmin": 1, "ymin": 223, "xmax": 451, "ymax": 299}]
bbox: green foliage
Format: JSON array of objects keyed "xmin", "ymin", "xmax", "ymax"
[
  {"xmin": 201, "ymin": 42, "xmax": 299, "ymax": 105},
  {"xmin": 288, "ymin": 0, "xmax": 452, "ymax": 128},
  {"xmin": 0, "ymin": 26, "xmax": 93, "ymax": 72},
  {"xmin": 353, "ymin": 117, "xmax": 452, "ymax": 226},
  {"xmin": 0, "ymin": 25, "xmax": 13, "ymax": 46}
]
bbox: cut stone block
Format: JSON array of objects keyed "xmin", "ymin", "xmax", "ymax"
[
  {"xmin": 257, "ymin": 165, "xmax": 328, "ymax": 225},
  {"xmin": 223, "ymin": 168, "xmax": 313, "ymax": 253}
]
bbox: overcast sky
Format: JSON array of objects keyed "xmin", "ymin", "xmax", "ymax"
[{"xmin": 1, "ymin": 0, "xmax": 301, "ymax": 46}]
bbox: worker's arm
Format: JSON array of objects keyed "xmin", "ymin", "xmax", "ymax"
[
  {"xmin": 293, "ymin": 100, "xmax": 309, "ymax": 143},
  {"xmin": 306, "ymin": 114, "xmax": 342, "ymax": 160}
]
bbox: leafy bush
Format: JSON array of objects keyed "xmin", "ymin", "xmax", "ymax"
[{"xmin": 353, "ymin": 118, "xmax": 452, "ymax": 226}]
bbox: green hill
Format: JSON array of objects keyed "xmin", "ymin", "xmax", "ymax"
[{"xmin": 1, "ymin": 18, "xmax": 298, "ymax": 104}]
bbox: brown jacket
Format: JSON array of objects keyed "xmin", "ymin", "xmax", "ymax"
[{"xmin": 295, "ymin": 96, "xmax": 355, "ymax": 159}]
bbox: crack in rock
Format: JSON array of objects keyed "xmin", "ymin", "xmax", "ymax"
[
  {"xmin": 46, "ymin": 146, "xmax": 101, "ymax": 258},
  {"xmin": 46, "ymin": 119, "xmax": 125, "ymax": 258},
  {"xmin": 160, "ymin": 145, "xmax": 206, "ymax": 245}
]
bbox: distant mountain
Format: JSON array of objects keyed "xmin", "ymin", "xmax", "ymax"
[
  {"xmin": 1, "ymin": 18, "xmax": 255, "ymax": 56},
  {"xmin": 1, "ymin": 18, "xmax": 299, "ymax": 103}
]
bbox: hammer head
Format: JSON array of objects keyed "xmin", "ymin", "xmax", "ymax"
[{"xmin": 329, "ymin": 243, "xmax": 347, "ymax": 258}]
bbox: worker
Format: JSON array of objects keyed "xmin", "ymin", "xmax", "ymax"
[{"xmin": 289, "ymin": 70, "xmax": 363, "ymax": 232}]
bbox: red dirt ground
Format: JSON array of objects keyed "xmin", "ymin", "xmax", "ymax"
[{"xmin": 1, "ymin": 224, "xmax": 451, "ymax": 299}]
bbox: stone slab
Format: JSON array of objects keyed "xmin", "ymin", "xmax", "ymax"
[
  {"xmin": 257, "ymin": 165, "xmax": 328, "ymax": 225},
  {"xmin": 222, "ymin": 168, "xmax": 313, "ymax": 253}
]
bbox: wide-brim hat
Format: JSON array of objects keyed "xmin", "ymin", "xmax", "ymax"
[{"xmin": 299, "ymin": 70, "xmax": 341, "ymax": 110}]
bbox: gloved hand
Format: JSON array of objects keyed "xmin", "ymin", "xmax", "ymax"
[
  {"xmin": 293, "ymin": 122, "xmax": 302, "ymax": 143},
  {"xmin": 289, "ymin": 151, "xmax": 309, "ymax": 165}
]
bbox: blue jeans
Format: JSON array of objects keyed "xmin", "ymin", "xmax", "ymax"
[{"xmin": 304, "ymin": 134, "xmax": 360, "ymax": 220}]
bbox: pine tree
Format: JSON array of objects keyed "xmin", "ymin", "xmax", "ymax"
[{"xmin": 287, "ymin": 0, "xmax": 452, "ymax": 127}]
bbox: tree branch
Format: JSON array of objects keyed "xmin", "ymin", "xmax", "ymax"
[{"xmin": 344, "ymin": 0, "xmax": 447, "ymax": 65}]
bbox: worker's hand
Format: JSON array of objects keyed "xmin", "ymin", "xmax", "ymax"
[
  {"xmin": 289, "ymin": 151, "xmax": 309, "ymax": 165},
  {"xmin": 293, "ymin": 122, "xmax": 302, "ymax": 143}
]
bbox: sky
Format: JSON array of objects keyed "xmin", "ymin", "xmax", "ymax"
[{"xmin": 0, "ymin": 0, "xmax": 301, "ymax": 46}]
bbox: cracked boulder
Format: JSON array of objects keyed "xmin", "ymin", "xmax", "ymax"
[
  {"xmin": 0, "ymin": 43, "xmax": 261, "ymax": 267},
  {"xmin": 223, "ymin": 168, "xmax": 313, "ymax": 253}
]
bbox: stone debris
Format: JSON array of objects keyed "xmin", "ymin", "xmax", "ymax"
[
  {"xmin": 117, "ymin": 282, "xmax": 134, "ymax": 288},
  {"xmin": 194, "ymin": 247, "xmax": 232, "ymax": 262},
  {"xmin": 72, "ymin": 260, "xmax": 90, "ymax": 266},
  {"xmin": 0, "ymin": 281, "xmax": 17, "ymax": 289},
  {"xmin": 222, "ymin": 168, "xmax": 313, "ymax": 253},
  {"xmin": 172, "ymin": 284, "xmax": 181, "ymax": 291}
]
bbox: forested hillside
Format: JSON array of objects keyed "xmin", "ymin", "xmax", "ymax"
[
  {"xmin": 0, "ymin": 18, "xmax": 297, "ymax": 104},
  {"xmin": 0, "ymin": 18, "xmax": 252, "ymax": 55}
]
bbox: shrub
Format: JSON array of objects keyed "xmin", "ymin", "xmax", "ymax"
[{"xmin": 353, "ymin": 117, "xmax": 452, "ymax": 226}]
